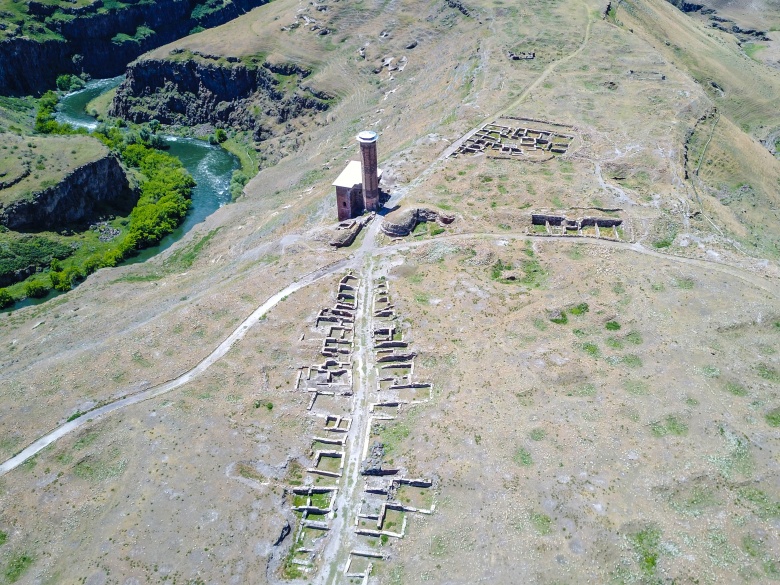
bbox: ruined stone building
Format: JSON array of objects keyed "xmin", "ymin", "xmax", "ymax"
[{"xmin": 333, "ymin": 131, "xmax": 383, "ymax": 221}]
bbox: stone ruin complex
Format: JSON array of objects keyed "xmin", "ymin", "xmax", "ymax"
[
  {"xmin": 348, "ymin": 278, "xmax": 435, "ymax": 580},
  {"xmin": 452, "ymin": 117, "xmax": 574, "ymax": 161},
  {"xmin": 530, "ymin": 211, "xmax": 627, "ymax": 240},
  {"xmin": 280, "ymin": 273, "xmax": 435, "ymax": 581},
  {"xmin": 380, "ymin": 207, "xmax": 455, "ymax": 238},
  {"xmin": 333, "ymin": 131, "xmax": 383, "ymax": 221},
  {"xmin": 507, "ymin": 50, "xmax": 535, "ymax": 60}
]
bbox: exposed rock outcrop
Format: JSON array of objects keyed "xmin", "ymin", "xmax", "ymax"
[
  {"xmin": 0, "ymin": 0, "xmax": 272, "ymax": 95},
  {"xmin": 109, "ymin": 54, "xmax": 331, "ymax": 141},
  {"xmin": 0, "ymin": 155, "xmax": 135, "ymax": 231}
]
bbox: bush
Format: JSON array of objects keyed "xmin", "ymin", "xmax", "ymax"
[
  {"xmin": 570, "ymin": 302, "xmax": 589, "ymax": 315},
  {"xmin": 215, "ymin": 128, "xmax": 228, "ymax": 143},
  {"xmin": 50, "ymin": 265, "xmax": 82, "ymax": 291},
  {"xmin": 549, "ymin": 311, "xmax": 568, "ymax": 325},
  {"xmin": 35, "ymin": 90, "xmax": 85, "ymax": 135},
  {"xmin": 230, "ymin": 170, "xmax": 249, "ymax": 199},
  {"xmin": 0, "ymin": 235, "xmax": 74, "ymax": 284},
  {"xmin": 55, "ymin": 74, "xmax": 85, "ymax": 92},
  {"xmin": 24, "ymin": 279, "xmax": 49, "ymax": 298},
  {"xmin": 0, "ymin": 288, "xmax": 14, "ymax": 309}
]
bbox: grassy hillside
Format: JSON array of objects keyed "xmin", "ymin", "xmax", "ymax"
[{"xmin": 0, "ymin": 133, "xmax": 108, "ymax": 206}]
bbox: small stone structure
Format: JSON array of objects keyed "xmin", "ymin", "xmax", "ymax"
[
  {"xmin": 333, "ymin": 132, "xmax": 383, "ymax": 221},
  {"xmin": 329, "ymin": 213, "xmax": 374, "ymax": 247},
  {"xmin": 508, "ymin": 50, "xmax": 535, "ymax": 60},
  {"xmin": 452, "ymin": 117, "xmax": 574, "ymax": 161},
  {"xmin": 380, "ymin": 207, "xmax": 455, "ymax": 237}
]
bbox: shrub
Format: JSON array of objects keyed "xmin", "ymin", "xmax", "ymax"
[
  {"xmin": 55, "ymin": 74, "xmax": 85, "ymax": 92},
  {"xmin": 549, "ymin": 311, "xmax": 568, "ymax": 325},
  {"xmin": 24, "ymin": 279, "xmax": 50, "ymax": 298},
  {"xmin": 230, "ymin": 170, "xmax": 249, "ymax": 200},
  {"xmin": 0, "ymin": 235, "xmax": 73, "ymax": 281},
  {"xmin": 35, "ymin": 91, "xmax": 85, "ymax": 135},
  {"xmin": 570, "ymin": 302, "xmax": 589, "ymax": 315},
  {"xmin": 605, "ymin": 321, "xmax": 621, "ymax": 331},
  {"xmin": 0, "ymin": 288, "xmax": 13, "ymax": 309},
  {"xmin": 766, "ymin": 408, "xmax": 780, "ymax": 427}
]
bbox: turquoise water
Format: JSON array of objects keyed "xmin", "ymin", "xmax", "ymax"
[
  {"xmin": 10, "ymin": 78, "xmax": 239, "ymax": 309},
  {"xmin": 55, "ymin": 77, "xmax": 238, "ymax": 259}
]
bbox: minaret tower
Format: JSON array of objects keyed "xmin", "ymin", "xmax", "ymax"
[{"xmin": 357, "ymin": 130, "xmax": 379, "ymax": 212}]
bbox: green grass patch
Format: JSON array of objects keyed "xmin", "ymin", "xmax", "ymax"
[
  {"xmin": 73, "ymin": 453, "xmax": 127, "ymax": 481},
  {"xmin": 581, "ymin": 342, "xmax": 600, "ymax": 358},
  {"xmin": 167, "ymin": 228, "xmax": 221, "ymax": 269},
  {"xmin": 621, "ymin": 354, "xmax": 642, "ymax": 368},
  {"xmin": 756, "ymin": 364, "xmax": 780, "ymax": 383},
  {"xmin": 66, "ymin": 410, "xmax": 85, "ymax": 422},
  {"xmin": 414, "ymin": 292, "xmax": 430, "ymax": 304},
  {"xmin": 724, "ymin": 381, "xmax": 748, "ymax": 396},
  {"xmin": 670, "ymin": 485, "xmax": 719, "ymax": 516},
  {"xmin": 625, "ymin": 331, "xmax": 643, "ymax": 344},
  {"xmin": 513, "ymin": 447, "xmax": 533, "ymax": 466},
  {"xmin": 627, "ymin": 526, "xmax": 661, "ymax": 577},
  {"xmin": 624, "ymin": 380, "xmax": 648, "ymax": 395},
  {"xmin": 606, "ymin": 336, "xmax": 623, "ymax": 349},
  {"xmin": 743, "ymin": 42, "xmax": 766, "ymax": 61},
  {"xmin": 765, "ymin": 407, "xmax": 780, "ymax": 427},
  {"xmin": 650, "ymin": 415, "xmax": 688, "ymax": 437},
  {"xmin": 702, "ymin": 365, "xmax": 720, "ymax": 378},
  {"xmin": 605, "ymin": 321, "xmax": 620, "ymax": 331},
  {"xmin": 378, "ymin": 422, "xmax": 411, "ymax": 455},
  {"xmin": 576, "ymin": 383, "xmax": 596, "ymax": 397},
  {"xmin": 673, "ymin": 278, "xmax": 695, "ymax": 290},
  {"xmin": 73, "ymin": 431, "xmax": 98, "ymax": 451},
  {"xmin": 710, "ymin": 427, "xmax": 753, "ymax": 479},
  {"xmin": 738, "ymin": 487, "xmax": 780, "ymax": 519},
  {"xmin": 4, "ymin": 553, "xmax": 34, "ymax": 583},
  {"xmin": 530, "ymin": 512, "xmax": 551, "ymax": 535}
]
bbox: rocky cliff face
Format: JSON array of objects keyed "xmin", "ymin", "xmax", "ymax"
[
  {"xmin": 0, "ymin": 155, "xmax": 136, "ymax": 231},
  {"xmin": 109, "ymin": 54, "xmax": 331, "ymax": 142},
  {"xmin": 0, "ymin": 0, "xmax": 270, "ymax": 95}
]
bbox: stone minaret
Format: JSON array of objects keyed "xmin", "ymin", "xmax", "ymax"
[{"xmin": 357, "ymin": 130, "xmax": 379, "ymax": 212}]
